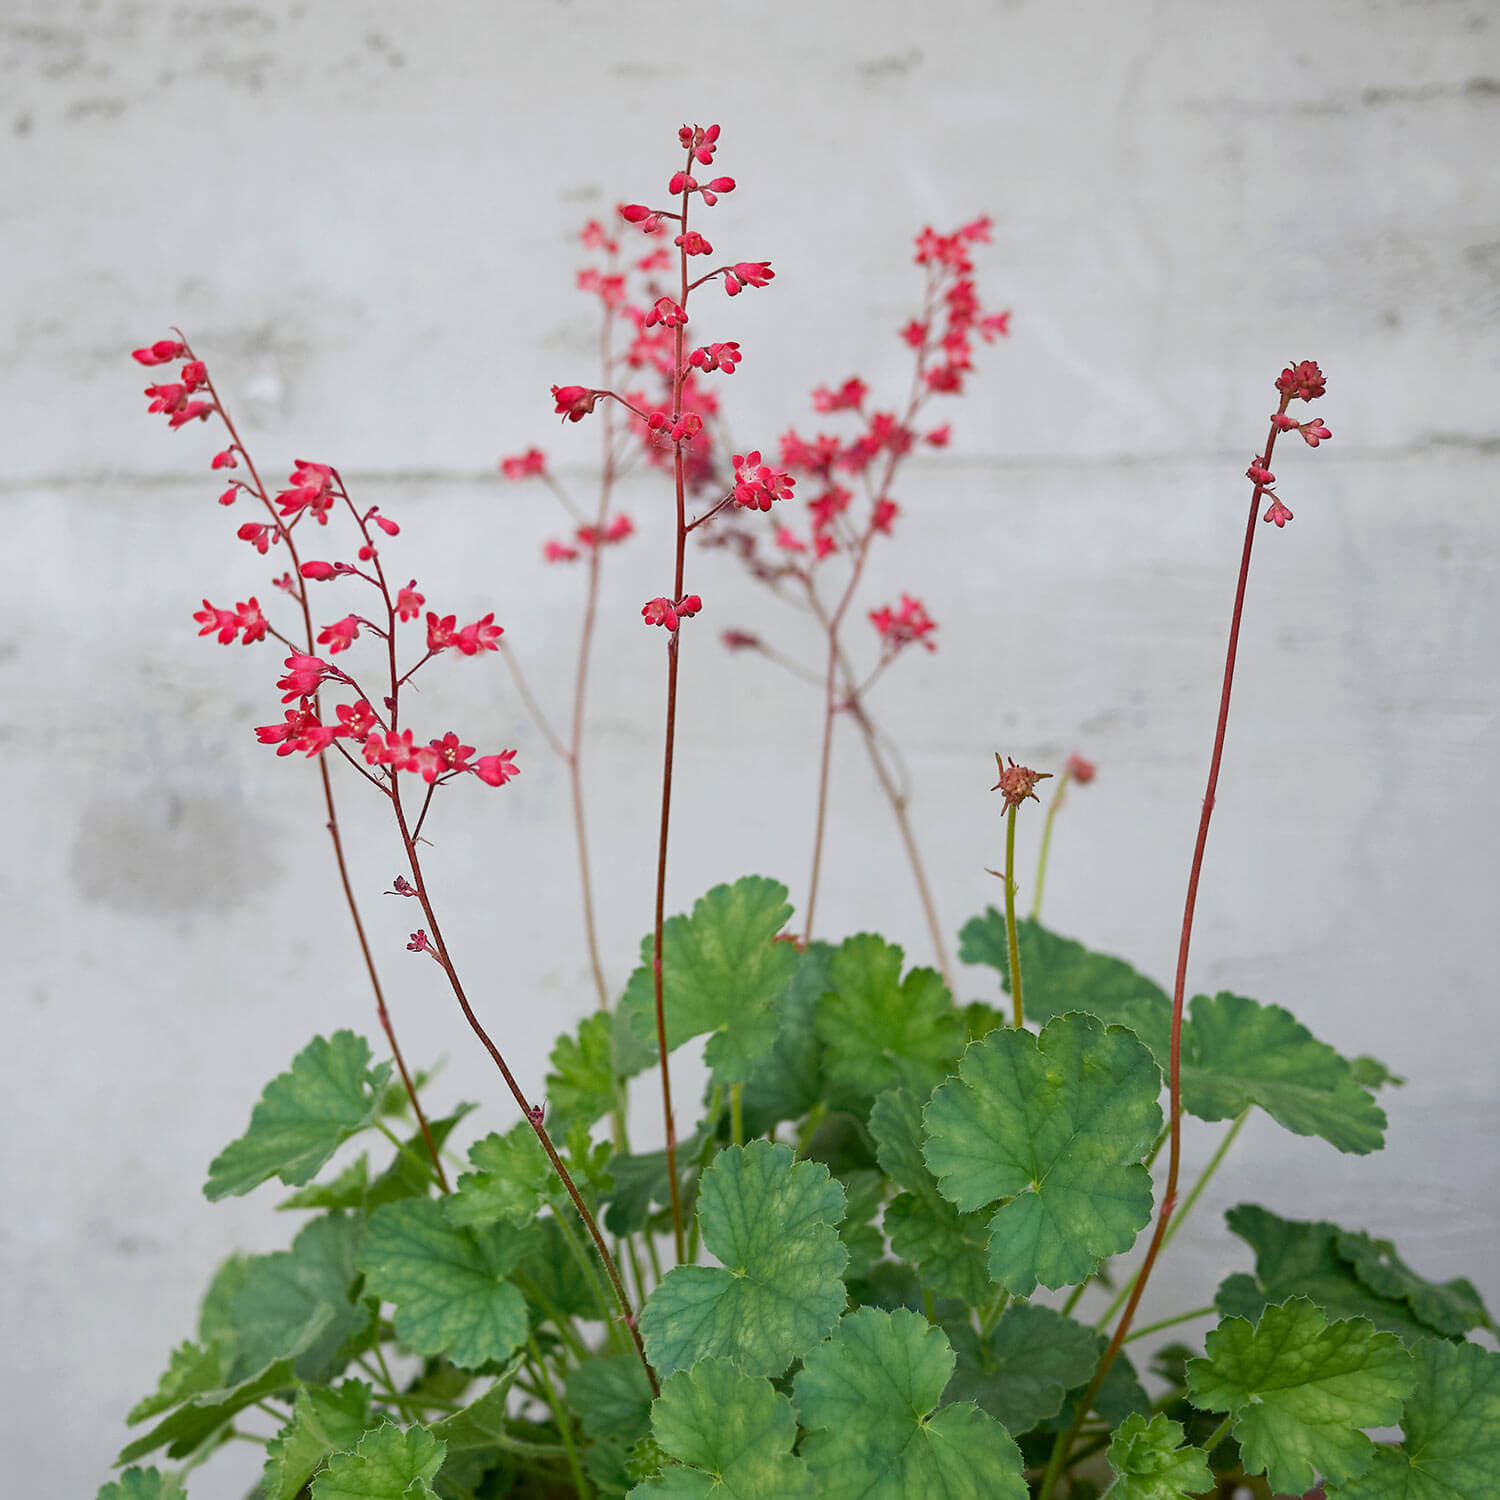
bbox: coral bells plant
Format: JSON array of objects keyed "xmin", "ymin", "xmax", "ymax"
[{"xmin": 102, "ymin": 120, "xmax": 1499, "ymax": 1500}]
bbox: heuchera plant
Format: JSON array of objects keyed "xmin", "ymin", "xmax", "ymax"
[{"xmin": 105, "ymin": 125, "xmax": 1496, "ymax": 1500}]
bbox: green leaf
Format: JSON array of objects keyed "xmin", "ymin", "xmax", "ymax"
[
  {"xmin": 838, "ymin": 1170, "xmax": 888, "ymax": 1282},
  {"xmin": 278, "ymin": 1156, "xmax": 373, "ymax": 1212},
  {"xmin": 794, "ymin": 1307, "xmax": 1028, "ymax": 1500},
  {"xmin": 603, "ymin": 1117, "xmax": 718, "ymax": 1237},
  {"xmin": 1218, "ymin": 1204, "xmax": 1490, "ymax": 1344},
  {"xmin": 943, "ymin": 1303, "xmax": 1100, "ymax": 1435},
  {"xmin": 817, "ymin": 934, "xmax": 966, "ymax": 1097},
  {"xmin": 870, "ymin": 1088, "xmax": 992, "ymax": 1304},
  {"xmin": 262, "ymin": 1380, "xmax": 373, "ymax": 1500},
  {"xmin": 365, "ymin": 1104, "xmax": 477, "ymax": 1213},
  {"xmin": 629, "ymin": 1358, "xmax": 814, "ymax": 1499},
  {"xmin": 566, "ymin": 1354, "xmax": 656, "ymax": 1446},
  {"xmin": 516, "ymin": 1214, "xmax": 604, "ymax": 1320},
  {"xmin": 545, "ymin": 1010, "xmax": 617, "ymax": 1133},
  {"xmin": 1104, "ymin": 1413, "xmax": 1213, "ymax": 1500},
  {"xmin": 1350, "ymin": 1055, "xmax": 1404, "ymax": 1091},
  {"xmin": 226, "ymin": 1213, "xmax": 370, "ymax": 1384},
  {"xmin": 1186, "ymin": 1297, "xmax": 1417, "ymax": 1494},
  {"xmin": 358, "ymin": 1199, "xmax": 528, "ymax": 1369},
  {"xmin": 923, "ymin": 1013, "xmax": 1162, "ymax": 1295},
  {"xmin": 312, "ymin": 1420, "xmax": 444, "ymax": 1500},
  {"xmin": 740, "ymin": 943, "xmax": 836, "ymax": 1133},
  {"xmin": 426, "ymin": 1360, "xmax": 525, "ymax": 1465},
  {"xmin": 97, "ymin": 1469, "xmax": 186, "ymax": 1500},
  {"xmin": 1325, "ymin": 1338, "xmax": 1500, "ymax": 1499},
  {"xmin": 127, "ymin": 1341, "xmax": 224, "ymax": 1425},
  {"xmin": 205, "ymin": 1032, "xmax": 392, "ymax": 1200},
  {"xmin": 117, "ymin": 1330, "xmax": 326, "ymax": 1463},
  {"xmin": 1045, "ymin": 1348, "xmax": 1152, "ymax": 1432},
  {"xmin": 622, "ymin": 877, "xmax": 800, "ymax": 1083},
  {"xmin": 445, "ymin": 1123, "xmax": 554, "ymax": 1231},
  {"xmin": 1179, "ymin": 992, "xmax": 1386, "ymax": 1154},
  {"xmin": 639, "ymin": 1140, "xmax": 847, "ymax": 1377},
  {"xmin": 961, "ymin": 917, "xmax": 1386, "ymax": 1153}
]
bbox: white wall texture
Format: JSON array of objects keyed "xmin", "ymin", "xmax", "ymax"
[{"xmin": 4, "ymin": 0, "xmax": 1498, "ymax": 1494}]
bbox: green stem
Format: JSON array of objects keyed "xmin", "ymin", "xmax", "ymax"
[
  {"xmin": 528, "ymin": 1335, "xmax": 592, "ymax": 1499},
  {"xmin": 1200, "ymin": 1413, "xmax": 1234, "ymax": 1457},
  {"xmin": 978, "ymin": 1291, "xmax": 1010, "ymax": 1337},
  {"xmin": 1004, "ymin": 804, "xmax": 1024, "ymax": 1028},
  {"xmin": 730, "ymin": 1083, "xmax": 744, "ymax": 1147},
  {"xmin": 795, "ymin": 1102, "xmax": 828, "ymax": 1158},
  {"xmin": 645, "ymin": 1229, "xmax": 664, "ymax": 1284},
  {"xmin": 1121, "ymin": 1305, "xmax": 1216, "ymax": 1344},
  {"xmin": 921, "ymin": 1289, "xmax": 936, "ymax": 1326},
  {"xmin": 374, "ymin": 1119, "xmax": 442, "ymax": 1186},
  {"xmin": 1030, "ymin": 771, "xmax": 1072, "ymax": 922},
  {"xmin": 553, "ymin": 1212, "xmax": 627, "ymax": 1354},
  {"xmin": 370, "ymin": 1342, "xmax": 400, "ymax": 1400},
  {"xmin": 1094, "ymin": 1111, "xmax": 1247, "ymax": 1332}
]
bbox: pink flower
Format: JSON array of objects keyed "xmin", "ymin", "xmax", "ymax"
[
  {"xmin": 724, "ymin": 261, "xmax": 774, "ymax": 296},
  {"xmin": 978, "ymin": 311, "xmax": 1011, "ymax": 341},
  {"xmin": 775, "ymin": 526, "xmax": 807, "ymax": 553},
  {"xmin": 668, "ymin": 170, "xmax": 698, "ymax": 195},
  {"xmin": 872, "ymin": 498, "xmax": 899, "ymax": 534},
  {"xmin": 1065, "ymin": 753, "xmax": 1096, "ymax": 784},
  {"xmin": 454, "ymin": 612, "xmax": 503, "ymax": 656},
  {"xmin": 132, "ymin": 339, "xmax": 185, "ymax": 366},
  {"xmin": 1246, "ymin": 461, "xmax": 1275, "ymax": 487},
  {"xmin": 317, "ymin": 615, "xmax": 361, "ymax": 654},
  {"xmin": 620, "ymin": 203, "xmax": 658, "ymax": 227},
  {"xmin": 396, "ymin": 581, "xmax": 424, "ymax": 621},
  {"xmin": 218, "ymin": 484, "xmax": 242, "ymax": 506},
  {"xmin": 925, "ymin": 425, "xmax": 951, "ymax": 447},
  {"xmin": 500, "ymin": 447, "xmax": 547, "ymax": 480},
  {"xmin": 475, "ymin": 750, "xmax": 520, "ymax": 786},
  {"xmin": 194, "ymin": 600, "xmax": 240, "ymax": 644},
  {"xmin": 644, "ymin": 296, "xmax": 688, "ymax": 329},
  {"xmin": 551, "ymin": 385, "xmax": 600, "ymax": 422},
  {"xmin": 426, "ymin": 612, "xmax": 457, "ymax": 652},
  {"xmin": 211, "ymin": 448, "xmax": 238, "ymax": 470},
  {"xmin": 722, "ymin": 629, "xmax": 762, "ymax": 650},
  {"xmin": 236, "ymin": 598, "xmax": 267, "ymax": 644},
  {"xmin": 579, "ymin": 218, "xmax": 618, "ymax": 252},
  {"xmin": 604, "ymin": 512, "xmax": 634, "ymax": 543},
  {"xmin": 407, "ymin": 929, "xmax": 430, "ymax": 952},
  {"xmin": 870, "ymin": 594, "xmax": 938, "ymax": 654},
  {"xmin": 237, "ymin": 522, "xmax": 272, "ymax": 554},
  {"xmin": 681, "ymin": 122, "xmax": 721, "ymax": 165},
  {"xmin": 811, "ymin": 377, "xmax": 868, "ymax": 414},
  {"xmin": 417, "ymin": 731, "xmax": 475, "ymax": 783},
  {"xmin": 1263, "ymin": 499, "xmax": 1294, "ymax": 527},
  {"xmin": 256, "ymin": 706, "xmax": 335, "ymax": 757},
  {"xmin": 688, "ymin": 341, "xmax": 742, "ymax": 375},
  {"xmin": 577, "ymin": 268, "xmax": 627, "ymax": 306},
  {"xmin": 991, "ymin": 754, "xmax": 1052, "ymax": 811},
  {"xmin": 364, "ymin": 729, "xmax": 419, "ymax": 771},
  {"xmin": 277, "ymin": 651, "xmax": 330, "ymax": 702},
  {"xmin": 1300, "ymin": 418, "xmax": 1332, "ymax": 447},
  {"xmin": 370, "ymin": 511, "xmax": 400, "ymax": 537},
  {"xmin": 335, "ymin": 700, "xmax": 380, "ymax": 739},
  {"xmin": 1270, "ymin": 412, "xmax": 1299, "ymax": 431},
  {"xmin": 300, "ymin": 560, "xmax": 339, "ymax": 581},
  {"xmin": 700, "ymin": 176, "xmax": 734, "ymax": 206},
  {"xmin": 642, "ymin": 597, "xmax": 680, "ymax": 630},
  {"xmin": 544, "ymin": 538, "xmax": 581, "ymax": 563},
  {"xmin": 276, "ymin": 460, "xmax": 337, "ymax": 522},
  {"xmin": 675, "ymin": 231, "xmax": 714, "ymax": 257},
  {"xmin": 677, "ymin": 594, "xmax": 703, "ymax": 619},
  {"xmin": 1275, "ymin": 360, "xmax": 1326, "ymax": 402},
  {"xmin": 732, "ymin": 451, "xmax": 796, "ymax": 512},
  {"xmin": 901, "ymin": 320, "xmax": 928, "ymax": 349}
]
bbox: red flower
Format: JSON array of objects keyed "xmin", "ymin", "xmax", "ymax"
[
  {"xmin": 132, "ymin": 339, "xmax": 185, "ymax": 366},
  {"xmin": 317, "ymin": 615, "xmax": 361, "ymax": 655},
  {"xmin": 420, "ymin": 731, "xmax": 475, "ymax": 783},
  {"xmin": 811, "ymin": 377, "xmax": 867, "ymax": 414},
  {"xmin": 1065, "ymin": 753, "xmax": 1096, "ymax": 784},
  {"xmin": 991, "ymin": 754, "xmax": 1052, "ymax": 810},
  {"xmin": 407, "ymin": 929, "xmax": 430, "ymax": 952},
  {"xmin": 872, "ymin": 498, "xmax": 899, "ymax": 535},
  {"xmin": 775, "ymin": 526, "xmax": 807, "ymax": 553},
  {"xmin": 1246, "ymin": 461, "xmax": 1275, "ymax": 486},
  {"xmin": 500, "ymin": 447, "xmax": 547, "ymax": 480},
  {"xmin": 732, "ymin": 451, "xmax": 796, "ymax": 512},
  {"xmin": 925, "ymin": 425, "xmax": 951, "ymax": 447},
  {"xmin": 475, "ymin": 750, "xmax": 520, "ymax": 786},
  {"xmin": 236, "ymin": 598, "xmax": 267, "ymax": 644},
  {"xmin": 396, "ymin": 580, "xmax": 424, "ymax": 620},
  {"xmin": 277, "ymin": 651, "xmax": 330, "ymax": 701},
  {"xmin": 721, "ymin": 629, "xmax": 761, "ymax": 650},
  {"xmin": 364, "ymin": 729, "xmax": 419, "ymax": 771},
  {"xmin": 642, "ymin": 597, "xmax": 680, "ymax": 630},
  {"xmin": 211, "ymin": 448, "xmax": 238, "ymax": 470},
  {"xmin": 1300, "ymin": 418, "xmax": 1332, "ymax": 447},
  {"xmin": 426, "ymin": 612, "xmax": 457, "ymax": 651},
  {"xmin": 544, "ymin": 539, "xmax": 580, "ymax": 563},
  {"xmin": 1263, "ymin": 499, "xmax": 1294, "ymax": 528},
  {"xmin": 644, "ymin": 296, "xmax": 688, "ymax": 329},
  {"xmin": 604, "ymin": 512, "xmax": 634, "ymax": 543},
  {"xmin": 300, "ymin": 560, "xmax": 338, "ymax": 581},
  {"xmin": 551, "ymin": 385, "xmax": 600, "ymax": 422},
  {"xmin": 453, "ymin": 612, "xmax": 503, "ymax": 656},
  {"xmin": 724, "ymin": 261, "xmax": 774, "ymax": 296},
  {"xmin": 276, "ymin": 460, "xmax": 337, "ymax": 522},
  {"xmin": 870, "ymin": 594, "xmax": 938, "ymax": 654},
  {"xmin": 688, "ymin": 341, "xmax": 742, "ymax": 375},
  {"xmin": 1275, "ymin": 360, "xmax": 1326, "ymax": 402},
  {"xmin": 335, "ymin": 700, "xmax": 380, "ymax": 739},
  {"xmin": 256, "ymin": 705, "xmax": 335, "ymax": 757},
  {"xmin": 675, "ymin": 231, "xmax": 714, "ymax": 257},
  {"xmin": 194, "ymin": 600, "xmax": 240, "ymax": 644}
]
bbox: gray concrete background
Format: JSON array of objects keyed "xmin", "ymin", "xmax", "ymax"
[{"xmin": 4, "ymin": 1, "xmax": 1498, "ymax": 1494}]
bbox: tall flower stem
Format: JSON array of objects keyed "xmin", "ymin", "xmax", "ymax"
[
  {"xmin": 195, "ymin": 352, "xmax": 446, "ymax": 1190},
  {"xmin": 1038, "ymin": 397, "xmax": 1296, "ymax": 1500},
  {"xmin": 1003, "ymin": 803, "xmax": 1024, "ymax": 1028},
  {"xmin": 1031, "ymin": 768, "xmax": 1073, "ymax": 923}
]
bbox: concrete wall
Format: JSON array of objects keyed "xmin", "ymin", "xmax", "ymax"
[{"xmin": 5, "ymin": 1, "xmax": 1497, "ymax": 1494}]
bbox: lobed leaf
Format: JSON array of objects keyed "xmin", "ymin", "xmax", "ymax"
[
  {"xmin": 622, "ymin": 877, "xmax": 800, "ymax": 1083},
  {"xmin": 262, "ymin": 1380, "xmax": 373, "ymax": 1500},
  {"xmin": 817, "ymin": 934, "xmax": 966, "ymax": 1098},
  {"xmin": 357, "ymin": 1199, "xmax": 528, "ymax": 1369},
  {"xmin": 628, "ymin": 1358, "xmax": 813, "ymax": 1499},
  {"xmin": 96, "ymin": 1469, "xmax": 187, "ymax": 1500},
  {"xmin": 1104, "ymin": 1412, "xmax": 1213, "ymax": 1500},
  {"xmin": 639, "ymin": 1140, "xmax": 847, "ymax": 1377},
  {"xmin": 1324, "ymin": 1338, "xmax": 1500, "ymax": 1499},
  {"xmin": 1186, "ymin": 1297, "xmax": 1416, "ymax": 1494},
  {"xmin": 311, "ymin": 1419, "xmax": 444, "ymax": 1500},
  {"xmin": 739, "ymin": 942, "xmax": 837, "ymax": 1133},
  {"xmin": 794, "ymin": 1307, "xmax": 1027, "ymax": 1499},
  {"xmin": 445, "ymin": 1122, "xmax": 555, "ymax": 1231},
  {"xmin": 923, "ymin": 1012, "xmax": 1161, "ymax": 1295},
  {"xmin": 205, "ymin": 1031, "xmax": 392, "ymax": 1200}
]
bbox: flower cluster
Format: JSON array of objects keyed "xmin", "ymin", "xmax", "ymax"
[
  {"xmin": 137, "ymin": 342, "xmax": 215, "ymax": 430},
  {"xmin": 1256, "ymin": 360, "xmax": 1331, "ymax": 528},
  {"xmin": 641, "ymin": 594, "xmax": 703, "ymax": 631},
  {"xmin": 542, "ymin": 513, "xmax": 634, "ymax": 564},
  {"xmin": 731, "ymin": 451, "xmax": 796, "ymax": 512},
  {"xmin": 870, "ymin": 594, "xmax": 938, "ymax": 655},
  {"xmin": 193, "ymin": 597, "xmax": 267, "ymax": 646},
  {"xmin": 991, "ymin": 754, "xmax": 1052, "ymax": 811}
]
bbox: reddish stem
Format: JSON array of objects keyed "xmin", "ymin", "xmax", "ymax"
[
  {"xmin": 194, "ymin": 355, "xmax": 447, "ymax": 1190},
  {"xmin": 1040, "ymin": 398, "xmax": 1294, "ymax": 1492}
]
